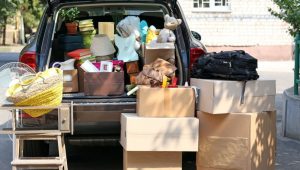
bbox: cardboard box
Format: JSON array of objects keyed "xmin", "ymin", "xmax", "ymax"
[
  {"xmin": 196, "ymin": 111, "xmax": 276, "ymax": 170},
  {"xmin": 137, "ymin": 86, "xmax": 195, "ymax": 117},
  {"xmin": 124, "ymin": 150, "xmax": 182, "ymax": 170},
  {"xmin": 63, "ymin": 70, "xmax": 79, "ymax": 93},
  {"xmin": 144, "ymin": 43, "xmax": 175, "ymax": 65},
  {"xmin": 83, "ymin": 71, "xmax": 124, "ymax": 96},
  {"xmin": 98, "ymin": 22, "xmax": 115, "ymax": 40},
  {"xmin": 190, "ymin": 79, "xmax": 276, "ymax": 114},
  {"xmin": 126, "ymin": 61, "xmax": 140, "ymax": 74},
  {"xmin": 120, "ymin": 113, "xmax": 199, "ymax": 151}
]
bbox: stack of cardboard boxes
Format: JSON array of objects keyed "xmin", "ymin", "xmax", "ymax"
[
  {"xmin": 120, "ymin": 86, "xmax": 199, "ymax": 170},
  {"xmin": 191, "ymin": 79, "xmax": 276, "ymax": 170}
]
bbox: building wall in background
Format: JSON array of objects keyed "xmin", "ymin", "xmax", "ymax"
[{"xmin": 178, "ymin": 0, "xmax": 293, "ymax": 60}]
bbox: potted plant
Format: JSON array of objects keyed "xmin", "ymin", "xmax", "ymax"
[{"xmin": 60, "ymin": 7, "xmax": 80, "ymax": 34}]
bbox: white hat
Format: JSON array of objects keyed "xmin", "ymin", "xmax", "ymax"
[{"xmin": 90, "ymin": 34, "xmax": 116, "ymax": 56}]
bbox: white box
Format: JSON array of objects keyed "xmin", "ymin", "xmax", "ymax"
[{"xmin": 120, "ymin": 113, "xmax": 199, "ymax": 151}]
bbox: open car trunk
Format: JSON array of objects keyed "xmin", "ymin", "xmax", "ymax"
[{"xmin": 49, "ymin": 2, "xmax": 183, "ymax": 101}]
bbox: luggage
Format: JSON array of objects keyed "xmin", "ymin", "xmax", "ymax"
[
  {"xmin": 58, "ymin": 34, "xmax": 83, "ymax": 43},
  {"xmin": 191, "ymin": 50, "xmax": 259, "ymax": 81},
  {"xmin": 58, "ymin": 35, "xmax": 84, "ymax": 52}
]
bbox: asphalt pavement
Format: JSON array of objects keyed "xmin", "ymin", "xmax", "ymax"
[
  {"xmin": 0, "ymin": 54, "xmax": 299, "ymax": 169},
  {"xmin": 0, "ymin": 53, "xmax": 19, "ymax": 67}
]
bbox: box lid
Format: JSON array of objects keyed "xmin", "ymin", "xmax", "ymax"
[
  {"xmin": 191, "ymin": 79, "xmax": 276, "ymax": 97},
  {"xmin": 146, "ymin": 43, "xmax": 175, "ymax": 49}
]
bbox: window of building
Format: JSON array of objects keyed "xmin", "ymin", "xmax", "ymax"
[{"xmin": 193, "ymin": 0, "xmax": 231, "ymax": 12}]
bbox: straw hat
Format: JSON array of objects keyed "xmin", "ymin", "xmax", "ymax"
[{"xmin": 90, "ymin": 34, "xmax": 116, "ymax": 56}]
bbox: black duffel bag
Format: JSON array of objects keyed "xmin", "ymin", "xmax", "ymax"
[{"xmin": 191, "ymin": 50, "xmax": 259, "ymax": 81}]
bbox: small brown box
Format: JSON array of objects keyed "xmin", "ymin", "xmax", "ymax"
[
  {"xmin": 144, "ymin": 43, "xmax": 175, "ymax": 65},
  {"xmin": 63, "ymin": 70, "xmax": 79, "ymax": 93},
  {"xmin": 84, "ymin": 72, "xmax": 124, "ymax": 96},
  {"xmin": 126, "ymin": 61, "xmax": 140, "ymax": 74}
]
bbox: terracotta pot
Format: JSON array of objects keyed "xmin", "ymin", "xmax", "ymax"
[{"xmin": 65, "ymin": 22, "xmax": 78, "ymax": 35}]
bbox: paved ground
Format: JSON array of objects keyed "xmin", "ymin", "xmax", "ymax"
[
  {"xmin": 0, "ymin": 53, "xmax": 19, "ymax": 67},
  {"xmin": 0, "ymin": 52, "xmax": 299, "ymax": 169}
]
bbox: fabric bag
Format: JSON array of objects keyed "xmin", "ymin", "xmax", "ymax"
[{"xmin": 136, "ymin": 58, "xmax": 176, "ymax": 87}]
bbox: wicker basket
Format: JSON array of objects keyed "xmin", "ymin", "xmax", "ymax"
[{"xmin": 7, "ymin": 68, "xmax": 63, "ymax": 118}]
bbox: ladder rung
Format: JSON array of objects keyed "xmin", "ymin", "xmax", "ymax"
[
  {"xmin": 15, "ymin": 130, "xmax": 62, "ymax": 135},
  {"xmin": 11, "ymin": 159, "xmax": 64, "ymax": 166}
]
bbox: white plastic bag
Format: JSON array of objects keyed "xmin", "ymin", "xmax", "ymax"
[{"xmin": 116, "ymin": 16, "xmax": 141, "ymax": 39}]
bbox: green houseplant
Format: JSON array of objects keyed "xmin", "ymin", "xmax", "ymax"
[{"xmin": 60, "ymin": 7, "xmax": 80, "ymax": 34}]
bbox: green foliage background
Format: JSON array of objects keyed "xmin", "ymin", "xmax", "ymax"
[
  {"xmin": 20, "ymin": 0, "xmax": 46, "ymax": 32},
  {"xmin": 0, "ymin": 0, "xmax": 18, "ymax": 26},
  {"xmin": 0, "ymin": 0, "xmax": 46, "ymax": 32},
  {"xmin": 269, "ymin": 0, "xmax": 300, "ymax": 37}
]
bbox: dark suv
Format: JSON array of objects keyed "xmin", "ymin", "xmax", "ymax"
[{"xmin": 20, "ymin": 0, "xmax": 206, "ymax": 149}]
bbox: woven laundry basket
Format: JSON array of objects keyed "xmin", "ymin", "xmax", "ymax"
[{"xmin": 7, "ymin": 68, "xmax": 63, "ymax": 118}]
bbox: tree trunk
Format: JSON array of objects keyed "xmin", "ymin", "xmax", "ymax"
[{"xmin": 2, "ymin": 16, "xmax": 7, "ymax": 45}]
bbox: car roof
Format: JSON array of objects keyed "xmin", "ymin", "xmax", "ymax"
[{"xmin": 48, "ymin": 0, "xmax": 176, "ymax": 6}]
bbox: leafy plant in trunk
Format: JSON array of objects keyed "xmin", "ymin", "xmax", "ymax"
[{"xmin": 60, "ymin": 7, "xmax": 80, "ymax": 34}]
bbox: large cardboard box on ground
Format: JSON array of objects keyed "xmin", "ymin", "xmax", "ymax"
[
  {"xmin": 120, "ymin": 113, "xmax": 199, "ymax": 151},
  {"xmin": 137, "ymin": 86, "xmax": 195, "ymax": 117},
  {"xmin": 124, "ymin": 150, "xmax": 182, "ymax": 170},
  {"xmin": 196, "ymin": 111, "xmax": 276, "ymax": 170},
  {"xmin": 143, "ymin": 43, "xmax": 175, "ymax": 64},
  {"xmin": 190, "ymin": 79, "xmax": 276, "ymax": 114}
]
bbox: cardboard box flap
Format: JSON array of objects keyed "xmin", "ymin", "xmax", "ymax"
[
  {"xmin": 146, "ymin": 43, "xmax": 175, "ymax": 49},
  {"xmin": 198, "ymin": 112, "xmax": 252, "ymax": 138}
]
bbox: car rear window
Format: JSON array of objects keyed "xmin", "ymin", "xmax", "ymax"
[{"xmin": 55, "ymin": 4, "xmax": 169, "ymax": 32}]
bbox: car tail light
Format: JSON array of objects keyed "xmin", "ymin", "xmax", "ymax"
[
  {"xmin": 20, "ymin": 51, "xmax": 37, "ymax": 70},
  {"xmin": 190, "ymin": 47, "xmax": 205, "ymax": 68}
]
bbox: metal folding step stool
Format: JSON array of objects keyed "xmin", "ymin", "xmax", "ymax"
[{"xmin": 0, "ymin": 104, "xmax": 73, "ymax": 170}]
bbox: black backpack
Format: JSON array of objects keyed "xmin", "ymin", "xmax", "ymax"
[{"xmin": 191, "ymin": 50, "xmax": 259, "ymax": 81}]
